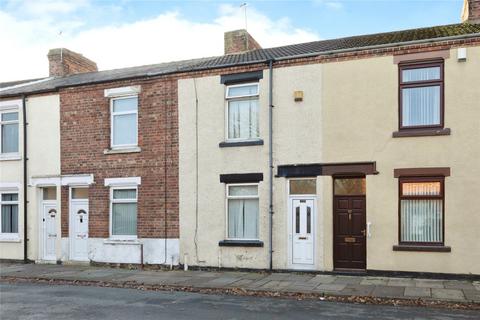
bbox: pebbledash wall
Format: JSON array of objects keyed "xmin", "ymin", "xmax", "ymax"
[
  {"xmin": 59, "ymin": 77, "xmax": 179, "ymax": 265},
  {"xmin": 178, "ymin": 42, "xmax": 480, "ymax": 275}
]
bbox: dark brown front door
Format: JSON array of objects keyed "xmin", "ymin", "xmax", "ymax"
[{"xmin": 333, "ymin": 195, "xmax": 366, "ymax": 270}]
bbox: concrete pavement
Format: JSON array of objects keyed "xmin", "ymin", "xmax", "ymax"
[{"xmin": 0, "ymin": 262, "xmax": 479, "ymax": 306}]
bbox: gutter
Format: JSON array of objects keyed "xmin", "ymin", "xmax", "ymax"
[
  {"xmin": 1, "ymin": 33, "xmax": 478, "ymax": 100},
  {"xmin": 22, "ymin": 95, "xmax": 28, "ymax": 263},
  {"xmin": 267, "ymin": 59, "xmax": 274, "ymax": 271}
]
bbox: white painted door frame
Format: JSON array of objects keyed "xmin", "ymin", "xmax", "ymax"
[
  {"xmin": 287, "ymin": 195, "xmax": 316, "ymax": 270},
  {"xmin": 69, "ymin": 187, "xmax": 89, "ymax": 262}
]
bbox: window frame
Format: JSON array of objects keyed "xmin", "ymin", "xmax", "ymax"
[
  {"xmin": 225, "ymin": 82, "xmax": 260, "ymax": 142},
  {"xmin": 0, "ymin": 109, "xmax": 20, "ymax": 156},
  {"xmin": 225, "ymin": 183, "xmax": 260, "ymax": 241},
  {"xmin": 0, "ymin": 191, "xmax": 19, "ymax": 239},
  {"xmin": 110, "ymin": 95, "xmax": 138, "ymax": 149},
  {"xmin": 397, "ymin": 176, "xmax": 445, "ymax": 247},
  {"xmin": 109, "ymin": 185, "xmax": 138, "ymax": 240},
  {"xmin": 398, "ymin": 59, "xmax": 444, "ymax": 131}
]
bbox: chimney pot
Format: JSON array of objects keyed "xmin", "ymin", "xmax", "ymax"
[
  {"xmin": 462, "ymin": 0, "xmax": 480, "ymax": 24},
  {"xmin": 47, "ymin": 48, "xmax": 98, "ymax": 77},
  {"xmin": 224, "ymin": 29, "xmax": 262, "ymax": 55}
]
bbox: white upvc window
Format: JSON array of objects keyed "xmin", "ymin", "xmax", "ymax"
[
  {"xmin": 226, "ymin": 183, "xmax": 259, "ymax": 240},
  {"xmin": 109, "ymin": 186, "xmax": 138, "ymax": 239},
  {"xmin": 1, "ymin": 110, "xmax": 19, "ymax": 155},
  {"xmin": 0, "ymin": 192, "xmax": 19, "ymax": 238},
  {"xmin": 225, "ymin": 83, "xmax": 259, "ymax": 141},
  {"xmin": 110, "ymin": 96, "xmax": 138, "ymax": 149}
]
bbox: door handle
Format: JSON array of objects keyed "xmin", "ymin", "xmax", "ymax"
[
  {"xmin": 298, "ymin": 236, "xmax": 307, "ymax": 240},
  {"xmin": 48, "ymin": 234, "xmax": 57, "ymax": 237},
  {"xmin": 361, "ymin": 229, "xmax": 366, "ymax": 236}
]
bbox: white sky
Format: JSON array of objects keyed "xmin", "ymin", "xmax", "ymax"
[{"xmin": 0, "ymin": 1, "xmax": 320, "ymax": 82}]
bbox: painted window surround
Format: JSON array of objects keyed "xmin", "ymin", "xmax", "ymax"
[
  {"xmin": 0, "ymin": 99, "xmax": 21, "ymax": 161},
  {"xmin": 104, "ymin": 86, "xmax": 141, "ymax": 154},
  {"xmin": 105, "ymin": 177, "xmax": 141, "ymax": 242},
  {"xmin": 0, "ymin": 182, "xmax": 21, "ymax": 241}
]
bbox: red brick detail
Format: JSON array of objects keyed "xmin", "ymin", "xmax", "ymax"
[
  {"xmin": 60, "ymin": 78, "xmax": 178, "ymax": 239},
  {"xmin": 463, "ymin": 0, "xmax": 480, "ymax": 23},
  {"xmin": 224, "ymin": 29, "xmax": 262, "ymax": 55},
  {"xmin": 48, "ymin": 48, "xmax": 97, "ymax": 77}
]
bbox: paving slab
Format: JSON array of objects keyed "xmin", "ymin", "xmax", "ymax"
[
  {"xmin": 314, "ymin": 283, "xmax": 347, "ymax": 293},
  {"xmin": 414, "ymin": 279, "xmax": 445, "ymax": 289},
  {"xmin": 308, "ymin": 275, "xmax": 336, "ymax": 284},
  {"xmin": 338, "ymin": 285, "xmax": 374, "ymax": 296},
  {"xmin": 404, "ymin": 287, "xmax": 431, "ymax": 298},
  {"xmin": 431, "ymin": 288, "xmax": 465, "ymax": 301},
  {"xmin": 333, "ymin": 276, "xmax": 362, "ymax": 285},
  {"xmin": 462, "ymin": 289, "xmax": 480, "ymax": 302},
  {"xmin": 444, "ymin": 281, "xmax": 476, "ymax": 290},
  {"xmin": 371, "ymin": 285, "xmax": 405, "ymax": 299},
  {"xmin": 387, "ymin": 278, "xmax": 416, "ymax": 287},
  {"xmin": 360, "ymin": 277, "xmax": 388, "ymax": 286}
]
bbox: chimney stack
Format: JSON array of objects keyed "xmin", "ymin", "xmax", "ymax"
[
  {"xmin": 224, "ymin": 29, "xmax": 262, "ymax": 55},
  {"xmin": 47, "ymin": 48, "xmax": 98, "ymax": 77},
  {"xmin": 462, "ymin": 0, "xmax": 480, "ymax": 23}
]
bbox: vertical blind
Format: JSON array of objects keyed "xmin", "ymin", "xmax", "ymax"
[
  {"xmin": 112, "ymin": 189, "xmax": 137, "ymax": 236},
  {"xmin": 112, "ymin": 97, "xmax": 137, "ymax": 146},
  {"xmin": 400, "ymin": 181, "xmax": 442, "ymax": 243},
  {"xmin": 228, "ymin": 99, "xmax": 259, "ymax": 140},
  {"xmin": 402, "ymin": 86, "xmax": 440, "ymax": 127}
]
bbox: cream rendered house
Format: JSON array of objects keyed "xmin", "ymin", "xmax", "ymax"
[
  {"xmin": 0, "ymin": 86, "xmax": 62, "ymax": 263},
  {"xmin": 178, "ymin": 3, "xmax": 480, "ymax": 275}
]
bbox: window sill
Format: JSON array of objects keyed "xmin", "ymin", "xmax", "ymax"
[
  {"xmin": 392, "ymin": 128, "xmax": 451, "ymax": 138},
  {"xmin": 0, "ymin": 237, "xmax": 21, "ymax": 243},
  {"xmin": 104, "ymin": 238, "xmax": 140, "ymax": 245},
  {"xmin": 393, "ymin": 245, "xmax": 451, "ymax": 252},
  {"xmin": 218, "ymin": 240, "xmax": 264, "ymax": 247},
  {"xmin": 219, "ymin": 140, "xmax": 264, "ymax": 148},
  {"xmin": 0, "ymin": 153, "xmax": 21, "ymax": 161},
  {"xmin": 103, "ymin": 147, "xmax": 141, "ymax": 155}
]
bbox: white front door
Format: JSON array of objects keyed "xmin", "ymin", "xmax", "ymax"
[
  {"xmin": 291, "ymin": 198, "xmax": 315, "ymax": 266},
  {"xmin": 70, "ymin": 201, "xmax": 89, "ymax": 261},
  {"xmin": 42, "ymin": 203, "xmax": 57, "ymax": 261}
]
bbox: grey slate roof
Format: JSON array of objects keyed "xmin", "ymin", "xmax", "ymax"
[{"xmin": 1, "ymin": 22, "xmax": 479, "ymax": 97}]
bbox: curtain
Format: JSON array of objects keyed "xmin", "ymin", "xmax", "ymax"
[
  {"xmin": 402, "ymin": 67, "xmax": 440, "ymax": 82},
  {"xmin": 402, "ymin": 86, "xmax": 440, "ymax": 127},
  {"xmin": 228, "ymin": 199, "xmax": 258, "ymax": 239},
  {"xmin": 1, "ymin": 123, "xmax": 19, "ymax": 153},
  {"xmin": 228, "ymin": 99, "xmax": 259, "ymax": 140},
  {"xmin": 401, "ymin": 199, "xmax": 442, "ymax": 243},
  {"xmin": 113, "ymin": 113, "xmax": 137, "ymax": 145},
  {"xmin": 112, "ymin": 203, "xmax": 137, "ymax": 236},
  {"xmin": 1, "ymin": 204, "xmax": 18, "ymax": 233}
]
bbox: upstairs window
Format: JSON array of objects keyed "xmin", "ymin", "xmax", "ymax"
[
  {"xmin": 1, "ymin": 111, "xmax": 19, "ymax": 154},
  {"xmin": 110, "ymin": 96, "xmax": 138, "ymax": 148},
  {"xmin": 399, "ymin": 60, "xmax": 443, "ymax": 130},
  {"xmin": 226, "ymin": 83, "xmax": 259, "ymax": 141}
]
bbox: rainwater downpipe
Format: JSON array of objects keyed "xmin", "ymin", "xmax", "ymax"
[
  {"xmin": 22, "ymin": 95, "xmax": 28, "ymax": 263},
  {"xmin": 268, "ymin": 59, "xmax": 274, "ymax": 271}
]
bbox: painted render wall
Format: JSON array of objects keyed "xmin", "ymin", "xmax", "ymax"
[
  {"xmin": 0, "ymin": 99, "xmax": 24, "ymax": 260},
  {"xmin": 320, "ymin": 46, "xmax": 480, "ymax": 274},
  {"xmin": 179, "ymin": 64, "xmax": 324, "ymax": 270},
  {"xmin": 0, "ymin": 94, "xmax": 61, "ymax": 262},
  {"xmin": 179, "ymin": 46, "xmax": 480, "ymax": 274},
  {"xmin": 26, "ymin": 94, "xmax": 61, "ymax": 262}
]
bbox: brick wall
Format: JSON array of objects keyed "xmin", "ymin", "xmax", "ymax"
[{"xmin": 60, "ymin": 77, "xmax": 178, "ymax": 239}]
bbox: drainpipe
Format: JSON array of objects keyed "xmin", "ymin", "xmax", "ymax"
[
  {"xmin": 268, "ymin": 59, "xmax": 274, "ymax": 271},
  {"xmin": 22, "ymin": 95, "xmax": 28, "ymax": 263}
]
